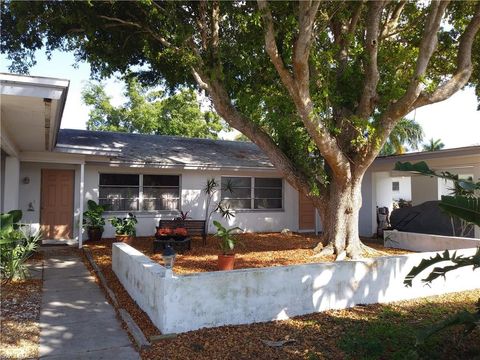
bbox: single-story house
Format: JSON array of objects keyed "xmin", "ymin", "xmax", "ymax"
[{"xmin": 1, "ymin": 73, "xmax": 479, "ymax": 246}]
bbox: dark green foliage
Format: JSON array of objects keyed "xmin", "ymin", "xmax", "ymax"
[
  {"xmin": 0, "ymin": 210, "xmax": 41, "ymax": 283},
  {"xmin": 423, "ymin": 138, "xmax": 445, "ymax": 152},
  {"xmin": 380, "ymin": 118, "xmax": 424, "ymax": 156},
  {"xmin": 109, "ymin": 213, "xmax": 138, "ymax": 236},
  {"xmin": 404, "ymin": 249, "xmax": 480, "ymax": 287},
  {"xmin": 82, "ymin": 200, "xmax": 109, "ymax": 231},
  {"xmin": 83, "ymin": 77, "xmax": 226, "ymax": 138},
  {"xmin": 439, "ymin": 196, "xmax": 480, "ymax": 227}
]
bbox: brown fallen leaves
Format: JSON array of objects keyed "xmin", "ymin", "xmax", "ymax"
[
  {"xmin": 82, "ymin": 233, "xmax": 422, "ymax": 360},
  {"xmin": 0, "ymin": 279, "xmax": 42, "ymax": 359},
  {"xmin": 89, "ymin": 233, "xmax": 410, "ymax": 275}
]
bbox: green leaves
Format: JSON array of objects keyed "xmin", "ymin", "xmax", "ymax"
[
  {"xmin": 403, "ymin": 248, "xmax": 480, "ymax": 347},
  {"xmin": 109, "ymin": 213, "xmax": 138, "ymax": 236},
  {"xmin": 1, "ymin": 211, "xmax": 41, "ymax": 283},
  {"xmin": 439, "ymin": 196, "xmax": 480, "ymax": 227},
  {"xmin": 394, "ymin": 161, "xmax": 436, "ymax": 176},
  {"xmin": 82, "ymin": 77, "xmax": 226, "ymax": 138},
  {"xmin": 213, "ymin": 220, "xmax": 242, "ymax": 254}
]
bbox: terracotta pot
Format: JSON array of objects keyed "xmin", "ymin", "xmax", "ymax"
[
  {"xmin": 115, "ymin": 235, "xmax": 135, "ymax": 245},
  {"xmin": 87, "ymin": 227, "xmax": 103, "ymax": 242},
  {"xmin": 217, "ymin": 254, "xmax": 235, "ymax": 271}
]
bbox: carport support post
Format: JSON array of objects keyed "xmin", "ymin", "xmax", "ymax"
[{"xmin": 78, "ymin": 163, "xmax": 85, "ymax": 248}]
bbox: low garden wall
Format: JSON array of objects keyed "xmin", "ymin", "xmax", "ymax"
[
  {"xmin": 384, "ymin": 230, "xmax": 480, "ymax": 252},
  {"xmin": 112, "ymin": 242, "xmax": 480, "ymax": 334}
]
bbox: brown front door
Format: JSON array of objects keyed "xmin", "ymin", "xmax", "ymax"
[
  {"xmin": 41, "ymin": 169, "xmax": 74, "ymax": 239},
  {"xmin": 299, "ymin": 195, "xmax": 315, "ymax": 231}
]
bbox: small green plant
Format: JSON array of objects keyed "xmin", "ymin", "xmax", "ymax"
[
  {"xmin": 0, "ymin": 210, "xmax": 41, "ymax": 283},
  {"xmin": 109, "ymin": 213, "xmax": 138, "ymax": 236},
  {"xmin": 83, "ymin": 200, "xmax": 109, "ymax": 231},
  {"xmin": 213, "ymin": 220, "xmax": 242, "ymax": 255}
]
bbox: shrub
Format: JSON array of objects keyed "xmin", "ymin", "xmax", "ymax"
[{"xmin": 0, "ymin": 211, "xmax": 41, "ymax": 283}]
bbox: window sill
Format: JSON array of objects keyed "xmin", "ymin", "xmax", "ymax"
[
  {"xmin": 103, "ymin": 210, "xmax": 179, "ymax": 218},
  {"xmin": 232, "ymin": 209, "xmax": 285, "ymax": 213}
]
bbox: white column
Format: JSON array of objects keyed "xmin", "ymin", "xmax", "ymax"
[
  {"xmin": 4, "ymin": 156, "xmax": 20, "ymax": 211},
  {"xmin": 78, "ymin": 163, "xmax": 85, "ymax": 248}
]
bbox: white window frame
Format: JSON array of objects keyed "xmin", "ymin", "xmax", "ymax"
[
  {"xmin": 221, "ymin": 176, "xmax": 284, "ymax": 212},
  {"xmin": 99, "ymin": 173, "xmax": 181, "ymax": 213}
]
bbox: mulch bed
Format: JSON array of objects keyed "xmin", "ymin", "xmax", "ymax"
[
  {"xmin": 83, "ymin": 234, "xmax": 480, "ymax": 359},
  {"xmin": 89, "ymin": 233, "xmax": 411, "ymax": 275},
  {"xmin": 0, "ymin": 277, "xmax": 43, "ymax": 359}
]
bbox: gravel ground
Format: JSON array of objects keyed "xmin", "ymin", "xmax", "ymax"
[{"xmin": 0, "ymin": 278, "xmax": 43, "ymax": 359}]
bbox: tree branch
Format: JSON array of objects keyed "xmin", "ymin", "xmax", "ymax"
[
  {"xmin": 360, "ymin": 1, "xmax": 451, "ymax": 171},
  {"xmin": 356, "ymin": 1, "xmax": 386, "ymax": 118},
  {"xmin": 258, "ymin": 0, "xmax": 350, "ymax": 178},
  {"xmin": 257, "ymin": 0, "xmax": 297, "ymax": 92},
  {"xmin": 380, "ymin": 1, "xmax": 406, "ymax": 39},
  {"xmin": 192, "ymin": 66, "xmax": 326, "ymax": 202},
  {"xmin": 98, "ymin": 15, "xmax": 174, "ymax": 48},
  {"xmin": 413, "ymin": 1, "xmax": 480, "ymax": 109},
  {"xmin": 293, "ymin": 0, "xmax": 321, "ymax": 96},
  {"xmin": 383, "ymin": 1, "xmax": 450, "ymax": 119}
]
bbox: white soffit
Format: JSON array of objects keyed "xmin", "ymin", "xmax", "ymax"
[{"xmin": 0, "ymin": 73, "xmax": 69, "ymax": 153}]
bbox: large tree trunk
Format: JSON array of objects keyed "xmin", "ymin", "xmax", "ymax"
[{"xmin": 314, "ymin": 173, "xmax": 365, "ymax": 260}]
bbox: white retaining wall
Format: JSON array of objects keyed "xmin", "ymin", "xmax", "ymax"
[
  {"xmin": 112, "ymin": 242, "xmax": 480, "ymax": 334},
  {"xmin": 384, "ymin": 230, "xmax": 480, "ymax": 252}
]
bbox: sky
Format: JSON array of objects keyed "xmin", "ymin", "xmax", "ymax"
[{"xmin": 1, "ymin": 50, "xmax": 479, "ymax": 148}]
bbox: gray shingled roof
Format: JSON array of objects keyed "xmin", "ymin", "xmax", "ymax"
[{"xmin": 56, "ymin": 129, "xmax": 274, "ymax": 168}]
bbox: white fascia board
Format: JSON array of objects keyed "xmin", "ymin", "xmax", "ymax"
[
  {"xmin": 0, "ymin": 73, "xmax": 69, "ymax": 89},
  {"xmin": 20, "ymin": 151, "xmax": 85, "ymax": 164},
  {"xmin": 0, "ymin": 83, "xmax": 65, "ymax": 100},
  {"xmin": 85, "ymin": 159, "xmax": 277, "ymax": 172}
]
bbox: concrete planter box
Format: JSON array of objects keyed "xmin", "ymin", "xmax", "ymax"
[
  {"xmin": 112, "ymin": 242, "xmax": 480, "ymax": 334},
  {"xmin": 384, "ymin": 230, "xmax": 480, "ymax": 252}
]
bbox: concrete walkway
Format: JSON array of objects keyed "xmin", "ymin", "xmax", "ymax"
[{"xmin": 39, "ymin": 250, "xmax": 140, "ymax": 359}]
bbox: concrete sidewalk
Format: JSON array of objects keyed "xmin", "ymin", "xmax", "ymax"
[{"xmin": 39, "ymin": 250, "xmax": 140, "ymax": 359}]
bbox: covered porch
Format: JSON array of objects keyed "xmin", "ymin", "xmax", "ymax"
[{"xmin": 0, "ymin": 73, "xmax": 87, "ymax": 246}]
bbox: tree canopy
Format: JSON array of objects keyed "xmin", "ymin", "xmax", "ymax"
[
  {"xmin": 2, "ymin": 1, "xmax": 479, "ymax": 257},
  {"xmin": 423, "ymin": 138, "xmax": 446, "ymax": 152},
  {"xmin": 379, "ymin": 118, "xmax": 424, "ymax": 156},
  {"xmin": 82, "ymin": 77, "xmax": 226, "ymax": 138}
]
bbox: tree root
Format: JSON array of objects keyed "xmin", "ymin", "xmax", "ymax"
[{"xmin": 313, "ymin": 243, "xmax": 334, "ymax": 257}]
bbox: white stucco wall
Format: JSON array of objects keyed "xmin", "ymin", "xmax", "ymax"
[
  {"xmin": 391, "ymin": 176, "xmax": 411, "ymax": 201},
  {"xmin": 18, "ymin": 162, "xmax": 81, "ymax": 239},
  {"xmin": 84, "ymin": 164, "xmax": 299, "ymax": 237},
  {"xmin": 113, "ymin": 242, "xmax": 480, "ymax": 334},
  {"xmin": 411, "ymin": 175, "xmax": 438, "ymax": 206},
  {"xmin": 4, "ymin": 156, "xmax": 20, "ymax": 211},
  {"xmin": 384, "ymin": 230, "xmax": 480, "ymax": 249}
]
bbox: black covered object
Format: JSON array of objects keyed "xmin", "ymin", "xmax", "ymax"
[{"xmin": 390, "ymin": 200, "xmax": 473, "ymax": 237}]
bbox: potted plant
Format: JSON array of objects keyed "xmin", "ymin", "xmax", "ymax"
[
  {"xmin": 213, "ymin": 220, "xmax": 242, "ymax": 271},
  {"xmin": 109, "ymin": 213, "xmax": 138, "ymax": 244},
  {"xmin": 82, "ymin": 200, "xmax": 109, "ymax": 242}
]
